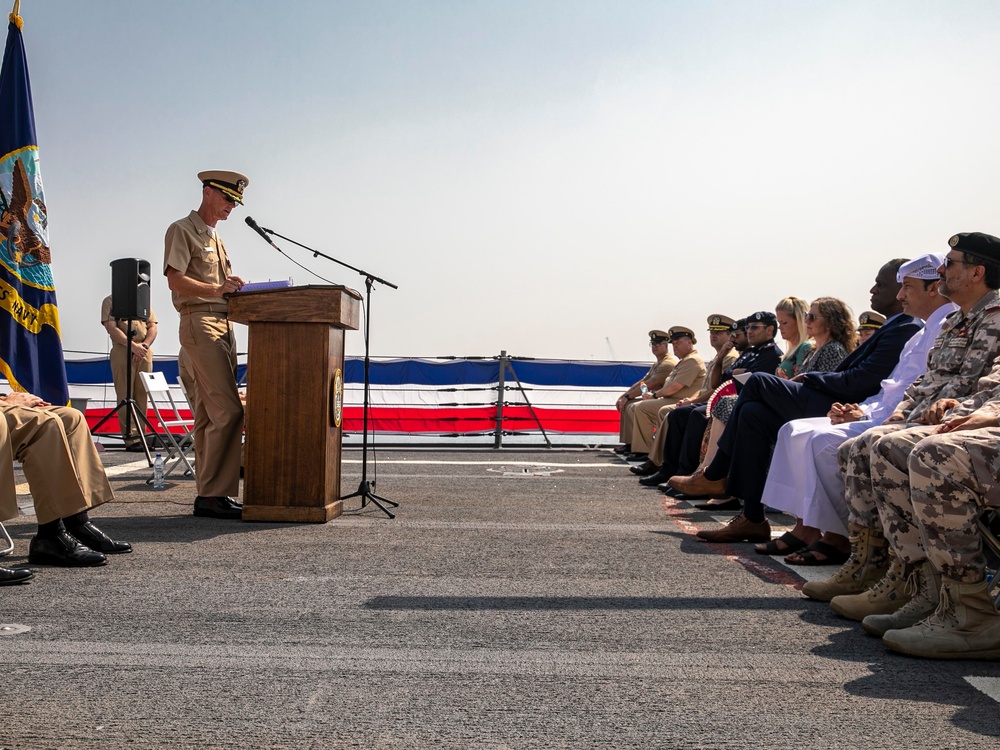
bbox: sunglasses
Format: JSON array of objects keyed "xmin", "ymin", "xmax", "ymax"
[
  {"xmin": 745, "ymin": 323, "xmax": 767, "ymax": 331},
  {"xmin": 214, "ymin": 187, "xmax": 237, "ymax": 204},
  {"xmin": 805, "ymin": 312, "xmax": 817, "ymax": 322},
  {"xmin": 943, "ymin": 256, "xmax": 970, "ymax": 268}
]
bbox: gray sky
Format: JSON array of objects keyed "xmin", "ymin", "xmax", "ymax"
[{"xmin": 19, "ymin": 0, "xmax": 1000, "ymax": 364}]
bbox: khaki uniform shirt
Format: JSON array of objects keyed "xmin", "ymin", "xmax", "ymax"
[
  {"xmin": 644, "ymin": 353, "xmax": 677, "ymax": 386},
  {"xmin": 697, "ymin": 349, "xmax": 739, "ymax": 400},
  {"xmin": 661, "ymin": 352, "xmax": 707, "ymax": 400},
  {"xmin": 163, "ymin": 210, "xmax": 233, "ymax": 311},
  {"xmin": 100, "ymin": 295, "xmax": 157, "ymax": 342}
]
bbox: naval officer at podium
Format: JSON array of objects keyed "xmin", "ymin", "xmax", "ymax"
[{"xmin": 163, "ymin": 170, "xmax": 248, "ymax": 520}]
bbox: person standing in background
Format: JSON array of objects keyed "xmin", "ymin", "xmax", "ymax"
[{"xmin": 100, "ymin": 294, "xmax": 157, "ymax": 451}]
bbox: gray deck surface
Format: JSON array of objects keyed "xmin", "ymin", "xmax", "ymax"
[{"xmin": 2, "ymin": 446, "xmax": 999, "ymax": 749}]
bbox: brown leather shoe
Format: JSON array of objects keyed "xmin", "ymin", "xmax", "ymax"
[
  {"xmin": 668, "ymin": 468, "xmax": 727, "ymax": 497},
  {"xmin": 697, "ymin": 513, "xmax": 770, "ymax": 543}
]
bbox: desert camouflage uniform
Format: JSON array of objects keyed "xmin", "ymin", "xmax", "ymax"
[
  {"xmin": 840, "ymin": 290, "xmax": 1000, "ymax": 529},
  {"xmin": 903, "ymin": 425, "xmax": 1000, "ymax": 582},
  {"xmin": 862, "ymin": 363, "xmax": 1000, "ymax": 565}
]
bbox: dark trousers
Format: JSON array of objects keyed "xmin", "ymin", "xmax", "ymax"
[
  {"xmin": 660, "ymin": 403, "xmax": 708, "ymax": 478},
  {"xmin": 712, "ymin": 373, "xmax": 838, "ymax": 521}
]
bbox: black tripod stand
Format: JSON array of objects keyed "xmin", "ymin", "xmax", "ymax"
[
  {"xmin": 92, "ymin": 321, "xmax": 159, "ymax": 463},
  {"xmin": 244, "ymin": 217, "xmax": 399, "ymax": 517}
]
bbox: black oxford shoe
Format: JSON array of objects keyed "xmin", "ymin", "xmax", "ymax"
[
  {"xmin": 193, "ymin": 496, "xmax": 243, "ymax": 520},
  {"xmin": 66, "ymin": 521, "xmax": 133, "ymax": 554},
  {"xmin": 629, "ymin": 460, "xmax": 657, "ymax": 476},
  {"xmin": 0, "ymin": 566, "xmax": 34, "ymax": 585},
  {"xmin": 639, "ymin": 469, "xmax": 671, "ymax": 486},
  {"xmin": 693, "ymin": 498, "xmax": 741, "ymax": 511},
  {"xmin": 28, "ymin": 531, "xmax": 107, "ymax": 567}
]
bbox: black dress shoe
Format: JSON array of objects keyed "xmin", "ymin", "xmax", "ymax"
[
  {"xmin": 659, "ymin": 483, "xmax": 682, "ymax": 496},
  {"xmin": 125, "ymin": 441, "xmax": 147, "ymax": 453},
  {"xmin": 28, "ymin": 531, "xmax": 107, "ymax": 567},
  {"xmin": 0, "ymin": 566, "xmax": 34, "ymax": 585},
  {"xmin": 613, "ymin": 444, "xmax": 631, "ymax": 455},
  {"xmin": 193, "ymin": 496, "xmax": 243, "ymax": 519},
  {"xmin": 693, "ymin": 498, "xmax": 741, "ymax": 511},
  {"xmin": 639, "ymin": 470, "xmax": 670, "ymax": 487},
  {"xmin": 66, "ymin": 521, "xmax": 133, "ymax": 554},
  {"xmin": 629, "ymin": 460, "xmax": 657, "ymax": 476},
  {"xmin": 626, "ymin": 452, "xmax": 648, "ymax": 462}
]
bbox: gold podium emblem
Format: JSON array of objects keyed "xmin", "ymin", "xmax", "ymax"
[{"xmin": 332, "ymin": 368, "xmax": 344, "ymax": 427}]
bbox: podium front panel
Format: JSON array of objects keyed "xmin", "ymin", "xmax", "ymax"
[{"xmin": 242, "ymin": 321, "xmax": 344, "ymax": 522}]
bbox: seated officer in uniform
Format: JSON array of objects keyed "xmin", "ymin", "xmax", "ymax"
[
  {"xmin": 0, "ymin": 392, "xmax": 131, "ymax": 585},
  {"xmin": 625, "ymin": 326, "xmax": 707, "ymax": 467},
  {"xmin": 614, "ymin": 330, "xmax": 677, "ymax": 456},
  {"xmin": 856, "ymin": 310, "xmax": 885, "ymax": 346}
]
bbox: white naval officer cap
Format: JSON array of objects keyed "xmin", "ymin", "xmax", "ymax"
[{"xmin": 896, "ymin": 253, "xmax": 946, "ymax": 282}]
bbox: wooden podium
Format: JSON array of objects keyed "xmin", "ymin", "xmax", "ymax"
[{"xmin": 227, "ymin": 285, "xmax": 361, "ymax": 522}]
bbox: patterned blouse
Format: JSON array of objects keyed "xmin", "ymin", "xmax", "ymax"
[{"xmin": 799, "ymin": 340, "xmax": 849, "ymax": 374}]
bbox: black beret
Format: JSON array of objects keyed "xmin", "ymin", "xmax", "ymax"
[
  {"xmin": 948, "ymin": 232, "xmax": 1000, "ymax": 264},
  {"xmin": 729, "ymin": 318, "xmax": 746, "ymax": 332},
  {"xmin": 745, "ymin": 311, "xmax": 777, "ymax": 328}
]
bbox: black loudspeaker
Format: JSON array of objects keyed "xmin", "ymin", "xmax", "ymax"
[{"xmin": 110, "ymin": 258, "xmax": 151, "ymax": 321}]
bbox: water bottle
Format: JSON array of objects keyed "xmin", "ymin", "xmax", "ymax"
[
  {"xmin": 153, "ymin": 453, "xmax": 165, "ymax": 489},
  {"xmin": 640, "ymin": 382, "xmax": 649, "ymax": 396}
]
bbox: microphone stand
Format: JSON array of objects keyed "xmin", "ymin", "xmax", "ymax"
[
  {"xmin": 91, "ymin": 321, "xmax": 159, "ymax": 463},
  {"xmin": 255, "ymin": 222, "xmax": 399, "ymax": 519}
]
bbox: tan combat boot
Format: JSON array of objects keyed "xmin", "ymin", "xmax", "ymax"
[
  {"xmin": 801, "ymin": 524, "xmax": 889, "ymax": 602},
  {"xmin": 829, "ymin": 553, "xmax": 909, "ymax": 621},
  {"xmin": 882, "ymin": 578, "xmax": 1000, "ymax": 660},
  {"xmin": 862, "ymin": 561, "xmax": 940, "ymax": 637}
]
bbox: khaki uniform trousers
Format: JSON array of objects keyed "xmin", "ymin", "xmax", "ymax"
[
  {"xmin": 907, "ymin": 427, "xmax": 1000, "ymax": 583},
  {"xmin": 648, "ymin": 403, "xmax": 681, "ymax": 466},
  {"xmin": 179, "ymin": 311, "xmax": 243, "ymax": 498},
  {"xmin": 110, "ymin": 342, "xmax": 153, "ymax": 441},
  {"xmin": 0, "ymin": 405, "xmax": 114, "ymax": 525},
  {"xmin": 627, "ymin": 397, "xmax": 683, "ymax": 454},
  {"xmin": 177, "ymin": 346, "xmax": 200, "ymax": 417},
  {"xmin": 619, "ymin": 400, "xmax": 639, "ymax": 444}
]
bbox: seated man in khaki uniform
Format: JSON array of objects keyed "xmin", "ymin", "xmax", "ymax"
[
  {"xmin": 623, "ymin": 327, "xmax": 707, "ymax": 460},
  {"xmin": 100, "ymin": 294, "xmax": 157, "ymax": 451},
  {"xmin": 614, "ymin": 330, "xmax": 677, "ymax": 456},
  {"xmin": 0, "ymin": 392, "xmax": 131, "ymax": 585},
  {"xmin": 633, "ymin": 314, "xmax": 737, "ymax": 480}
]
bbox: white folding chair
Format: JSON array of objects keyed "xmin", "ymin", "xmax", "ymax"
[
  {"xmin": 0, "ymin": 522, "xmax": 13, "ymax": 556},
  {"xmin": 139, "ymin": 371, "xmax": 196, "ymax": 480}
]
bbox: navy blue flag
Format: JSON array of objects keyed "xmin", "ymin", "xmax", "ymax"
[{"xmin": 0, "ymin": 5, "xmax": 69, "ymax": 404}]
